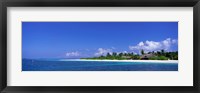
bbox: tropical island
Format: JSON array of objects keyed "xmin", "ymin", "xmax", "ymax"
[{"xmin": 81, "ymin": 49, "xmax": 178, "ymax": 60}]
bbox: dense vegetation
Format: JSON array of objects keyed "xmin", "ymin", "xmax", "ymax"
[{"xmin": 81, "ymin": 49, "xmax": 178, "ymax": 60}]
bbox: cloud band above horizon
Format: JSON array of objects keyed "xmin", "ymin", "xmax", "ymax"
[{"xmin": 129, "ymin": 38, "xmax": 178, "ymax": 53}]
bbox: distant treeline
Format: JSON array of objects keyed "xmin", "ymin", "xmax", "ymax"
[{"xmin": 81, "ymin": 49, "xmax": 178, "ymax": 60}]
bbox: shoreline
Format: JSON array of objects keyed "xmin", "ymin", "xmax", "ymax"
[{"xmin": 59, "ymin": 59, "xmax": 178, "ymax": 63}]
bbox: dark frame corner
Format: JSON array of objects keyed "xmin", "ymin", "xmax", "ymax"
[{"xmin": 0, "ymin": 0, "xmax": 200, "ymax": 93}]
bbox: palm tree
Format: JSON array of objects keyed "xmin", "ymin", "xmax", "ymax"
[
  {"xmin": 157, "ymin": 51, "xmax": 161, "ymax": 56},
  {"xmin": 161, "ymin": 49, "xmax": 165, "ymax": 55},
  {"xmin": 112, "ymin": 52, "xmax": 117, "ymax": 57},
  {"xmin": 141, "ymin": 49, "xmax": 144, "ymax": 55},
  {"xmin": 106, "ymin": 53, "xmax": 111, "ymax": 59},
  {"xmin": 119, "ymin": 53, "xmax": 123, "ymax": 57}
]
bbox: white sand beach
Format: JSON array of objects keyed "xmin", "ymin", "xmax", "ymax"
[{"xmin": 59, "ymin": 59, "xmax": 178, "ymax": 63}]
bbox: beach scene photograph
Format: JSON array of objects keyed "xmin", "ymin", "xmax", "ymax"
[{"xmin": 22, "ymin": 22, "xmax": 178, "ymax": 71}]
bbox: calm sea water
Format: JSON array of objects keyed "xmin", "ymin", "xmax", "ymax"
[{"xmin": 22, "ymin": 59, "xmax": 178, "ymax": 71}]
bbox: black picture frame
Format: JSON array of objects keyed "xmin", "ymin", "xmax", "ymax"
[{"xmin": 0, "ymin": 0, "xmax": 200, "ymax": 93}]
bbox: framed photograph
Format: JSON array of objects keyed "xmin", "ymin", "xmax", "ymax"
[{"xmin": 0, "ymin": 0, "xmax": 200, "ymax": 93}]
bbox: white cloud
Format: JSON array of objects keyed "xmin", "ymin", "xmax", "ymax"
[
  {"xmin": 65, "ymin": 51, "xmax": 80, "ymax": 57},
  {"xmin": 172, "ymin": 39, "xmax": 177, "ymax": 44},
  {"xmin": 111, "ymin": 47, "xmax": 116, "ymax": 49},
  {"xmin": 129, "ymin": 38, "xmax": 177, "ymax": 52},
  {"xmin": 123, "ymin": 51, "xmax": 128, "ymax": 53},
  {"xmin": 94, "ymin": 48, "xmax": 112, "ymax": 56}
]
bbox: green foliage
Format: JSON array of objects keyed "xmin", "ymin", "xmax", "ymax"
[
  {"xmin": 149, "ymin": 56, "xmax": 158, "ymax": 60},
  {"xmin": 149, "ymin": 56, "xmax": 168, "ymax": 60},
  {"xmin": 81, "ymin": 50, "xmax": 178, "ymax": 61},
  {"xmin": 158, "ymin": 56, "xmax": 168, "ymax": 60}
]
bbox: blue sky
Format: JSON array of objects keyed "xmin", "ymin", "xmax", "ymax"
[{"xmin": 22, "ymin": 22, "xmax": 178, "ymax": 59}]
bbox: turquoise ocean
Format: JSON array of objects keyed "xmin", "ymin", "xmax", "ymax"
[{"xmin": 22, "ymin": 59, "xmax": 178, "ymax": 71}]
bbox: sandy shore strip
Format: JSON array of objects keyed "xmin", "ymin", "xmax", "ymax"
[{"xmin": 59, "ymin": 59, "xmax": 178, "ymax": 63}]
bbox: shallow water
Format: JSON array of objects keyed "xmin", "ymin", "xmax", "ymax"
[{"xmin": 22, "ymin": 59, "xmax": 178, "ymax": 71}]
